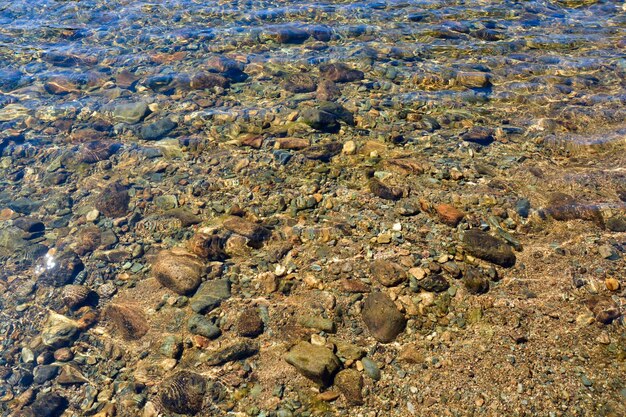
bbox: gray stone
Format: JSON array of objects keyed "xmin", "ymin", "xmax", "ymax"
[
  {"xmin": 297, "ymin": 315, "xmax": 335, "ymax": 333},
  {"xmin": 204, "ymin": 340, "xmax": 259, "ymax": 366},
  {"xmin": 154, "ymin": 195, "xmax": 178, "ymax": 210},
  {"xmin": 33, "ymin": 364, "xmax": 59, "ymax": 384},
  {"xmin": 190, "ymin": 278, "xmax": 231, "ymax": 313},
  {"xmin": 112, "ymin": 101, "xmax": 148, "ymax": 124},
  {"xmin": 299, "ymin": 108, "xmax": 339, "ymax": 132},
  {"xmin": 361, "ymin": 357, "xmax": 381, "ymax": 380},
  {"xmin": 0, "ymin": 226, "xmax": 27, "ymax": 257},
  {"xmin": 160, "ymin": 335, "xmax": 183, "ymax": 359},
  {"xmin": 140, "ymin": 118, "xmax": 177, "ymax": 140},
  {"xmin": 188, "ymin": 314, "xmax": 221, "ymax": 339}
]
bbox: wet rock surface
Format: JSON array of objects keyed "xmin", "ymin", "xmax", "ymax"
[{"xmin": 0, "ymin": 0, "xmax": 625, "ymax": 416}]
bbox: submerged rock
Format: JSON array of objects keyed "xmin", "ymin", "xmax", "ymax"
[
  {"xmin": 236, "ymin": 307, "xmax": 264, "ymax": 338},
  {"xmin": 95, "ymin": 182, "xmax": 130, "ymax": 218},
  {"xmin": 416, "ymin": 274, "xmax": 450, "ymax": 293},
  {"xmin": 104, "ymin": 303, "xmax": 149, "ymax": 340},
  {"xmin": 462, "ymin": 230, "xmax": 516, "ymax": 267},
  {"xmin": 39, "ymin": 251, "xmax": 84, "ymax": 287},
  {"xmin": 334, "ymin": 369, "xmax": 364, "ymax": 405},
  {"xmin": 188, "ymin": 314, "xmax": 221, "ymax": 339},
  {"xmin": 542, "ymin": 193, "xmax": 604, "ymax": 227},
  {"xmin": 41, "ymin": 313, "xmax": 79, "ymax": 348},
  {"xmin": 223, "ymin": 216, "xmax": 270, "ymax": 244},
  {"xmin": 30, "ymin": 392, "xmax": 68, "ymax": 417},
  {"xmin": 112, "ymin": 101, "xmax": 148, "ymax": 124},
  {"xmin": 190, "ymin": 279, "xmax": 231, "ymax": 314},
  {"xmin": 369, "ymin": 178, "xmax": 403, "ymax": 201},
  {"xmin": 204, "ymin": 340, "xmax": 259, "ymax": 366},
  {"xmin": 160, "ymin": 371, "xmax": 207, "ymax": 415},
  {"xmin": 299, "ymin": 108, "xmax": 340, "ymax": 132},
  {"xmin": 463, "ymin": 267, "xmax": 490, "ymax": 294},
  {"xmin": 370, "ymin": 260, "xmax": 407, "ymax": 287},
  {"xmin": 285, "ymin": 341, "xmax": 341, "ymax": 386},
  {"xmin": 361, "ymin": 292, "xmax": 406, "ymax": 343},
  {"xmin": 152, "ymin": 248, "xmax": 204, "ymax": 295},
  {"xmin": 140, "ymin": 118, "xmax": 177, "ymax": 140},
  {"xmin": 319, "ymin": 63, "xmax": 364, "ymax": 83}
]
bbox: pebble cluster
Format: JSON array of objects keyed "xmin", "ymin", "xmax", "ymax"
[{"xmin": 0, "ymin": 0, "xmax": 625, "ymax": 416}]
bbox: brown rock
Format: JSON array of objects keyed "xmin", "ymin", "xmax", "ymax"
[
  {"xmin": 361, "ymin": 291, "xmax": 406, "ymax": 343},
  {"xmin": 605, "ymin": 278, "xmax": 620, "ymax": 292},
  {"xmin": 236, "ymin": 307, "xmax": 264, "ymax": 338},
  {"xmin": 190, "ymin": 72, "xmax": 229, "ymax": 89},
  {"xmin": 456, "ymin": 71, "xmax": 492, "ymax": 88},
  {"xmin": 77, "ymin": 141, "xmax": 119, "ymax": 164},
  {"xmin": 223, "ymin": 216, "xmax": 270, "ymax": 244},
  {"xmin": 370, "ymin": 260, "xmax": 407, "ymax": 287},
  {"xmin": 398, "ymin": 344, "xmax": 424, "ymax": 364},
  {"xmin": 74, "ymin": 226, "xmax": 101, "ymax": 256},
  {"xmin": 334, "ymin": 369, "xmax": 364, "ymax": 405},
  {"xmin": 274, "ymin": 137, "xmax": 310, "ymax": 150},
  {"xmin": 53, "ymin": 348, "xmax": 73, "ymax": 362},
  {"xmin": 368, "ymin": 178, "xmax": 403, "ymax": 201},
  {"xmin": 76, "ymin": 308, "xmax": 98, "ymax": 330},
  {"xmin": 206, "ymin": 55, "xmax": 244, "ymax": 73},
  {"xmin": 44, "ymin": 77, "xmax": 78, "ymax": 95},
  {"xmin": 159, "ymin": 371, "xmax": 207, "ymax": 415},
  {"xmin": 95, "ymin": 182, "xmax": 130, "ymax": 218},
  {"xmin": 319, "ymin": 63, "xmax": 364, "ymax": 83},
  {"xmin": 586, "ymin": 296, "xmax": 621, "ymax": 324},
  {"xmin": 239, "ymin": 133, "xmax": 263, "ymax": 148},
  {"xmin": 316, "ymin": 79, "xmax": 341, "ymax": 101},
  {"xmin": 267, "ymin": 27, "xmax": 310, "ymax": 44},
  {"xmin": 341, "ymin": 279, "xmax": 370, "ymax": 293},
  {"xmin": 258, "ymin": 272, "xmax": 279, "ymax": 293},
  {"xmin": 384, "ymin": 158, "xmax": 426, "ymax": 175},
  {"xmin": 462, "ymin": 230, "xmax": 516, "ymax": 268},
  {"xmin": 204, "ymin": 340, "xmax": 259, "ymax": 366},
  {"xmin": 435, "ymin": 204, "xmax": 465, "ymax": 226},
  {"xmin": 317, "ymin": 391, "xmax": 340, "ymax": 402},
  {"xmin": 152, "ymin": 248, "xmax": 204, "ymax": 295},
  {"xmin": 543, "ymin": 193, "xmax": 604, "ymax": 228},
  {"xmin": 57, "ymin": 365, "xmax": 88, "ymax": 385},
  {"xmin": 187, "ymin": 231, "xmax": 228, "ymax": 261},
  {"xmin": 282, "ymin": 73, "xmax": 317, "ymax": 93},
  {"xmin": 104, "ymin": 303, "xmax": 149, "ymax": 340},
  {"xmin": 301, "ymin": 142, "xmax": 342, "ymax": 161},
  {"xmin": 61, "ymin": 285, "xmax": 91, "ymax": 309},
  {"xmin": 463, "ymin": 267, "xmax": 490, "ymax": 295},
  {"xmin": 461, "ymin": 127, "xmax": 494, "ymax": 145}
]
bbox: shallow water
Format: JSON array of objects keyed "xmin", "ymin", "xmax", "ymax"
[
  {"xmin": 1, "ymin": 0, "xmax": 625, "ymax": 131},
  {"xmin": 1, "ymin": 1, "xmax": 625, "ymax": 416}
]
